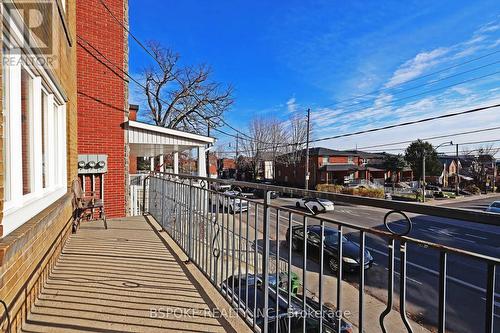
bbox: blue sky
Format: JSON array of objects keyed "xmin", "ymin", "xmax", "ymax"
[{"xmin": 129, "ymin": 1, "xmax": 500, "ymax": 156}]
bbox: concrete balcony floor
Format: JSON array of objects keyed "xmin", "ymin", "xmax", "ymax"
[{"xmin": 22, "ymin": 216, "xmax": 250, "ymax": 333}]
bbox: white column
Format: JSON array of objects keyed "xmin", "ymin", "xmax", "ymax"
[
  {"xmin": 159, "ymin": 155, "xmax": 164, "ymax": 172},
  {"xmin": 8, "ymin": 55, "xmax": 22, "ymax": 205},
  {"xmin": 150, "ymin": 156, "xmax": 154, "ymax": 171},
  {"xmin": 32, "ymin": 77, "xmax": 43, "ymax": 192},
  {"xmin": 173, "ymin": 152, "xmax": 179, "ymax": 174},
  {"xmin": 47, "ymin": 94, "xmax": 55, "ymax": 187},
  {"xmin": 197, "ymin": 146, "xmax": 207, "ymax": 178}
]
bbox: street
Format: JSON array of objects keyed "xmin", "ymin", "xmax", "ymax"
[{"xmin": 230, "ymin": 194, "xmax": 500, "ymax": 333}]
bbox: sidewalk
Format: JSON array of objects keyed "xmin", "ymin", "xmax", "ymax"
[
  {"xmin": 22, "ymin": 216, "xmax": 251, "ymax": 333},
  {"xmin": 428, "ymin": 192, "xmax": 500, "ymax": 206},
  {"xmin": 223, "ymin": 212, "xmax": 434, "ymax": 333}
]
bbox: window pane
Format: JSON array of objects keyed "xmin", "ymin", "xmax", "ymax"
[
  {"xmin": 53, "ymin": 103, "xmax": 59, "ymax": 185},
  {"xmin": 42, "ymin": 92, "xmax": 48, "ymax": 188},
  {"xmin": 2, "ymin": 47, "xmax": 10, "ymax": 201},
  {"xmin": 21, "ymin": 69, "xmax": 33, "ymax": 195}
]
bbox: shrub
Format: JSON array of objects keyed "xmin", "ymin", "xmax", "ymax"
[
  {"xmin": 464, "ymin": 184, "xmax": 481, "ymax": 195},
  {"xmin": 316, "ymin": 184, "xmax": 343, "ymax": 193},
  {"xmin": 317, "ymin": 184, "xmax": 385, "ymax": 198}
]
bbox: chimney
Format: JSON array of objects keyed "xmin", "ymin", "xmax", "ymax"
[{"xmin": 129, "ymin": 104, "xmax": 139, "ymax": 121}]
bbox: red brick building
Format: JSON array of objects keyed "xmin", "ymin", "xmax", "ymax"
[
  {"xmin": 275, "ymin": 148, "xmax": 390, "ymax": 188},
  {"xmin": 76, "ymin": 0, "xmax": 128, "ymax": 218}
]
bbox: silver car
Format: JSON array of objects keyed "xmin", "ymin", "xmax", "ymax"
[
  {"xmin": 486, "ymin": 201, "xmax": 500, "ymax": 213},
  {"xmin": 218, "ymin": 190, "xmax": 249, "ymax": 213}
]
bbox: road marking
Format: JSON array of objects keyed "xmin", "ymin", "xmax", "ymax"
[
  {"xmin": 367, "ymin": 246, "xmax": 500, "ymax": 299},
  {"xmin": 453, "ymin": 236, "xmax": 476, "ymax": 244},
  {"xmin": 384, "ymin": 268, "xmax": 423, "ymax": 285},
  {"xmin": 480, "ymin": 297, "xmax": 500, "ymax": 316},
  {"xmin": 465, "ymin": 233, "xmax": 488, "ymax": 240}
]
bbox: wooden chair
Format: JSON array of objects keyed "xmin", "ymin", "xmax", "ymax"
[{"xmin": 71, "ymin": 178, "xmax": 107, "ymax": 232}]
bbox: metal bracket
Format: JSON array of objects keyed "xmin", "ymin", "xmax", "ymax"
[{"xmin": 384, "ymin": 210, "xmax": 413, "ymax": 236}]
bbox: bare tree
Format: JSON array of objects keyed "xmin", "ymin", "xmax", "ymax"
[
  {"xmin": 240, "ymin": 118, "xmax": 272, "ymax": 179},
  {"xmin": 239, "ymin": 114, "xmax": 310, "ymax": 180},
  {"xmin": 461, "ymin": 144, "xmax": 499, "ymax": 190},
  {"xmin": 141, "ymin": 41, "xmax": 233, "ymax": 134},
  {"xmin": 278, "ymin": 112, "xmax": 309, "ymax": 165}
]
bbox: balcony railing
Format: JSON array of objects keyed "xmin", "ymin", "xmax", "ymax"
[{"xmin": 143, "ymin": 172, "xmax": 499, "ymax": 333}]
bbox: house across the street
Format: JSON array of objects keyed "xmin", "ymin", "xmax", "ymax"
[{"xmin": 275, "ymin": 147, "xmax": 413, "ymax": 189}]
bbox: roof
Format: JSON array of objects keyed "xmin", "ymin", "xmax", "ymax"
[
  {"xmin": 128, "ymin": 120, "xmax": 215, "ymax": 144},
  {"xmin": 360, "ymin": 166, "xmax": 385, "ymax": 172},
  {"xmin": 128, "ymin": 120, "xmax": 215, "ymax": 156},
  {"xmin": 320, "ymin": 164, "xmax": 359, "ymax": 172},
  {"xmin": 286, "ymin": 147, "xmax": 382, "ymax": 158},
  {"xmin": 342, "ymin": 150, "xmax": 386, "ymax": 159}
]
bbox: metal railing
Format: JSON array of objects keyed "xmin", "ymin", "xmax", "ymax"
[{"xmin": 144, "ymin": 172, "xmax": 499, "ymax": 333}]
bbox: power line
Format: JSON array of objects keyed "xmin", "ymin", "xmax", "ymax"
[
  {"xmin": 212, "ymin": 103, "xmax": 500, "ymax": 152},
  {"xmin": 98, "ymin": 0, "xmax": 256, "ymax": 141},
  {"xmin": 77, "ymin": 34, "xmax": 208, "ymax": 133},
  {"xmin": 305, "ymin": 103, "xmax": 500, "ymax": 146},
  {"xmin": 215, "ymin": 66, "xmax": 500, "ymax": 143},
  {"xmin": 321, "ymin": 48, "xmax": 500, "ymax": 109},
  {"xmin": 321, "ymin": 59, "xmax": 500, "ymax": 112},
  {"xmin": 315, "ymin": 70, "xmax": 500, "ymax": 122},
  {"xmin": 438, "ymin": 146, "xmax": 500, "ymax": 155},
  {"xmin": 357, "ymin": 126, "xmax": 500, "ymax": 150},
  {"xmin": 78, "ymin": 31, "xmax": 276, "ymax": 150},
  {"xmin": 97, "ymin": 0, "xmax": 500, "ymax": 151},
  {"xmin": 365, "ymin": 138, "xmax": 500, "ymax": 153}
]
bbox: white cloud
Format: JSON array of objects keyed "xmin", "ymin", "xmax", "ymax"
[
  {"xmin": 286, "ymin": 97, "xmax": 298, "ymax": 113},
  {"xmin": 385, "ymin": 47, "xmax": 449, "ymax": 88}
]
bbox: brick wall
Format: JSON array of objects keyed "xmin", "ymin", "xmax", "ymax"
[
  {"xmin": 0, "ymin": 0, "xmax": 78, "ymax": 329},
  {"xmin": 76, "ymin": 0, "xmax": 128, "ymax": 218}
]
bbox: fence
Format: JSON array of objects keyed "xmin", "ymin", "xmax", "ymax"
[
  {"xmin": 145, "ymin": 172, "xmax": 499, "ymax": 333},
  {"xmin": 129, "ymin": 173, "xmax": 148, "ymax": 216}
]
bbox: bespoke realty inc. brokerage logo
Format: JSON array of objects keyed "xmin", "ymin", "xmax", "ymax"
[{"xmin": 4, "ymin": 1, "xmax": 56, "ymax": 66}]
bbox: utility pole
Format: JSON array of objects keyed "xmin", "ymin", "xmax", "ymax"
[
  {"xmin": 206, "ymin": 122, "xmax": 211, "ymax": 177},
  {"xmin": 235, "ymin": 133, "xmax": 239, "ymax": 180},
  {"xmin": 455, "ymin": 144, "xmax": 460, "ymax": 196},
  {"xmin": 422, "ymin": 153, "xmax": 426, "ymax": 203},
  {"xmin": 305, "ymin": 108, "xmax": 311, "ymax": 190}
]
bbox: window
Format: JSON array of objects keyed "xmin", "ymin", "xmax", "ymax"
[
  {"xmin": 322, "ymin": 156, "xmax": 328, "ymax": 165},
  {"xmin": 347, "ymin": 156, "xmax": 354, "ymax": 164},
  {"xmin": 2, "ymin": 13, "xmax": 68, "ymax": 237},
  {"xmin": 41, "ymin": 91, "xmax": 49, "ymax": 188},
  {"xmin": 2, "ymin": 46, "xmax": 10, "ymax": 202},
  {"xmin": 21, "ymin": 68, "xmax": 34, "ymax": 195}
]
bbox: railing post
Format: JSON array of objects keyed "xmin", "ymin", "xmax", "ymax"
[
  {"xmin": 142, "ymin": 176, "xmax": 150, "ymax": 215},
  {"xmin": 261, "ymin": 190, "xmax": 271, "ymax": 333},
  {"xmin": 187, "ymin": 179, "xmax": 194, "ymax": 261}
]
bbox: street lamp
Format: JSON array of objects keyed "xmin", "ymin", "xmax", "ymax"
[{"xmin": 421, "ymin": 141, "xmax": 453, "ymax": 202}]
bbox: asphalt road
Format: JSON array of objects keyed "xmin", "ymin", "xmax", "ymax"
[{"xmin": 236, "ymin": 195, "xmax": 500, "ymax": 333}]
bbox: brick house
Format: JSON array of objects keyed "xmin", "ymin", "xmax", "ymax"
[
  {"xmin": 0, "ymin": 0, "xmax": 78, "ymax": 328},
  {"xmin": 218, "ymin": 158, "xmax": 236, "ymax": 178},
  {"xmin": 275, "ymin": 148, "xmax": 400, "ymax": 189},
  {"xmin": 76, "ymin": 0, "xmax": 128, "ymax": 218}
]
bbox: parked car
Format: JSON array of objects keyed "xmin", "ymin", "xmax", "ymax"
[
  {"xmin": 252, "ymin": 188, "xmax": 279, "ymax": 199},
  {"xmin": 486, "ymin": 201, "xmax": 500, "ymax": 213},
  {"xmin": 222, "ymin": 273, "xmax": 300, "ymax": 297},
  {"xmin": 221, "ymin": 274, "xmax": 353, "ymax": 333},
  {"xmin": 211, "ymin": 183, "xmax": 232, "ymax": 192},
  {"xmin": 295, "ymin": 198, "xmax": 334, "ymax": 214},
  {"xmin": 218, "ymin": 190, "xmax": 249, "ymax": 213},
  {"xmin": 286, "ymin": 225, "xmax": 374, "ymax": 273}
]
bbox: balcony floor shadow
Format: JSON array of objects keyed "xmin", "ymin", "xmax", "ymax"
[{"xmin": 22, "ymin": 216, "xmax": 250, "ymax": 333}]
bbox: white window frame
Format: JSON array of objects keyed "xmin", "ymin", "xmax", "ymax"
[{"xmin": 2, "ymin": 5, "xmax": 68, "ymax": 237}]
